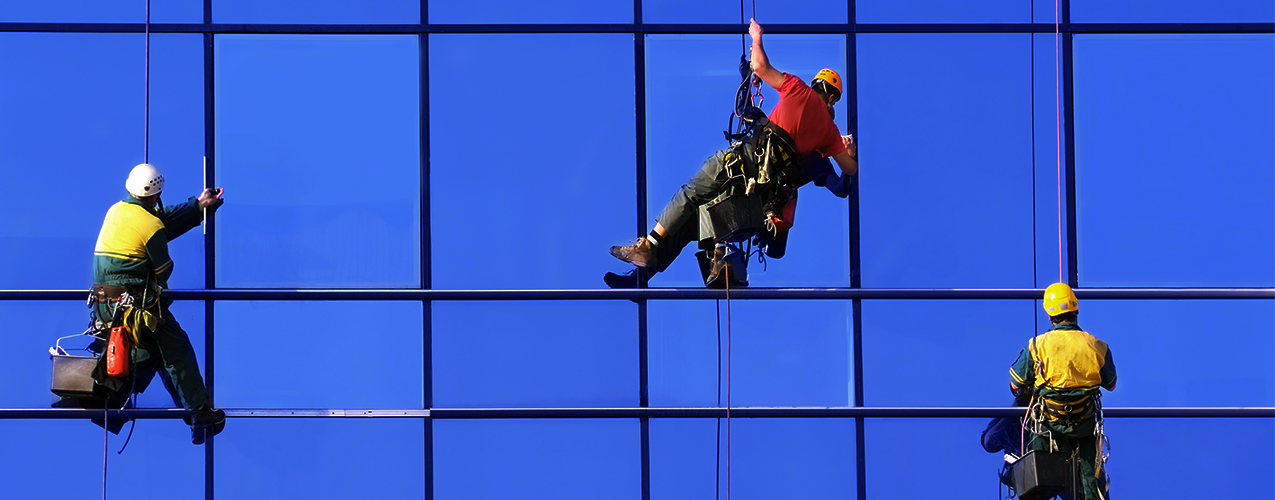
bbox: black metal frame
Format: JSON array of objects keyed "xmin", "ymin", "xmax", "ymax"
[{"xmin": 2, "ymin": 7, "xmax": 1272, "ymax": 500}]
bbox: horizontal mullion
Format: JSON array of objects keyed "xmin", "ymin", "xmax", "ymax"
[
  {"xmin": 2, "ymin": 407, "xmax": 1271, "ymax": 419},
  {"xmin": 3, "ymin": 288, "xmax": 1272, "ymax": 301},
  {"xmin": 0, "ymin": 22, "xmax": 1269, "ymax": 35}
]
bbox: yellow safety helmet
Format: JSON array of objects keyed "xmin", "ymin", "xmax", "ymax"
[
  {"xmin": 1042, "ymin": 283, "xmax": 1079, "ymax": 317},
  {"xmin": 812, "ymin": 68, "xmax": 842, "ymax": 102}
]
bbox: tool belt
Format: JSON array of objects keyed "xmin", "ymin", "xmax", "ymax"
[
  {"xmin": 1039, "ymin": 393, "xmax": 1096, "ymax": 422},
  {"xmin": 707, "ymin": 119, "xmax": 802, "ymax": 244},
  {"xmin": 92, "ymin": 284, "xmax": 129, "ymax": 303},
  {"xmin": 89, "ymin": 283, "xmax": 163, "ymax": 336}
]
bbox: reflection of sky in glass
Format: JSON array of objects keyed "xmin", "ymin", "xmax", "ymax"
[
  {"xmin": 215, "ymin": 301, "xmax": 424, "ymax": 409},
  {"xmin": 430, "ymin": 34, "xmax": 636, "ymax": 290},
  {"xmin": 215, "ymin": 35, "xmax": 421, "ymax": 288},
  {"xmin": 1075, "ymin": 34, "xmax": 1275, "ymax": 287},
  {"xmin": 858, "ymin": 33, "xmax": 1035, "ymax": 288},
  {"xmin": 433, "ymin": 301, "xmax": 638, "ymax": 408},
  {"xmin": 0, "ymin": 33, "xmax": 205, "ymax": 289}
]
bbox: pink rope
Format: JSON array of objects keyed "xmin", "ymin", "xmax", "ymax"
[
  {"xmin": 144, "ymin": 0, "xmax": 150, "ymax": 163},
  {"xmin": 1055, "ymin": 0, "xmax": 1063, "ymax": 284}
]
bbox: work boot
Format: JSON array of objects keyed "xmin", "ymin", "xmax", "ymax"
[
  {"xmin": 609, "ymin": 238, "xmax": 659, "ymax": 269},
  {"xmin": 704, "ymin": 245, "xmax": 749, "ymax": 289},
  {"xmin": 604, "ymin": 268, "xmax": 652, "ymax": 289},
  {"xmin": 190, "ymin": 404, "xmax": 226, "ymax": 445}
]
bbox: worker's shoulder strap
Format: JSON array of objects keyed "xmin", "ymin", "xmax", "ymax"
[
  {"xmin": 751, "ymin": 120, "xmax": 800, "ymax": 183},
  {"xmin": 759, "ymin": 119, "xmax": 796, "ymax": 153}
]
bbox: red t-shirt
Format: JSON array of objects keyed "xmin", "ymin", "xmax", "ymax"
[{"xmin": 766, "ymin": 73, "xmax": 846, "ymax": 157}]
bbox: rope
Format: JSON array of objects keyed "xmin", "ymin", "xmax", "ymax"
[
  {"xmin": 1054, "ymin": 0, "xmax": 1062, "ymax": 284},
  {"xmin": 724, "ymin": 258, "xmax": 732, "ymax": 500},
  {"xmin": 101, "ymin": 404, "xmax": 108, "ymax": 500},
  {"xmin": 715, "ymin": 298, "xmax": 721, "ymax": 500},
  {"xmin": 144, "ymin": 0, "xmax": 151, "ymax": 164},
  {"xmin": 719, "ymin": 0, "xmax": 753, "ymax": 495}
]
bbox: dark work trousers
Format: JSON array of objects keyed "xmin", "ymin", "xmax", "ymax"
[
  {"xmin": 652, "ymin": 147, "xmax": 750, "ymax": 273},
  {"xmin": 1028, "ymin": 418, "xmax": 1109, "ymax": 500},
  {"xmin": 94, "ymin": 299, "xmax": 210, "ymax": 411}
]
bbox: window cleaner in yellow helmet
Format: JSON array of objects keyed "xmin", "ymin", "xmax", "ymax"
[
  {"xmin": 1004, "ymin": 283, "xmax": 1117, "ymax": 500},
  {"xmin": 85, "ymin": 162, "xmax": 228, "ymax": 445},
  {"xmin": 606, "ymin": 18, "xmax": 858, "ymax": 288}
]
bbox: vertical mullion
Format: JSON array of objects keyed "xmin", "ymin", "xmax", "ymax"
[
  {"xmin": 420, "ymin": 3, "xmax": 433, "ymax": 500},
  {"xmin": 634, "ymin": 2, "xmax": 651, "ymax": 499},
  {"xmin": 1061, "ymin": 1, "xmax": 1078, "ymax": 288},
  {"xmin": 202, "ymin": 0, "xmax": 215, "ymax": 496},
  {"xmin": 846, "ymin": 2, "xmax": 866, "ymax": 496}
]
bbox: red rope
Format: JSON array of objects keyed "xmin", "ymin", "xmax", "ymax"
[{"xmin": 724, "ymin": 259, "xmax": 732, "ymax": 500}]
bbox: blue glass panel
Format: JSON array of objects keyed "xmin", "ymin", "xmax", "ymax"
[
  {"xmin": 429, "ymin": 34, "xmax": 635, "ymax": 290},
  {"xmin": 0, "ymin": 300, "xmax": 205, "ymax": 409},
  {"xmin": 1033, "ymin": 32, "xmax": 1073, "ymax": 287},
  {"xmin": 650, "ymin": 418, "xmax": 856, "ymax": 499},
  {"xmin": 648, "ymin": 300, "xmax": 852, "ymax": 408},
  {"xmin": 863, "ymin": 300, "xmax": 1035, "ymax": 407},
  {"xmin": 858, "ymin": 34, "xmax": 1035, "ymax": 288},
  {"xmin": 217, "ymin": 419, "xmax": 425, "ymax": 498},
  {"xmin": 858, "ymin": 0, "xmax": 1029, "ymax": 23},
  {"xmin": 1074, "ymin": 34, "xmax": 1275, "ymax": 287},
  {"xmin": 1083, "ymin": 300, "xmax": 1275, "ymax": 407},
  {"xmin": 214, "ymin": 34, "xmax": 421, "ymax": 288},
  {"xmin": 0, "ymin": 33, "xmax": 205, "ymax": 290},
  {"xmin": 430, "ymin": 0, "xmax": 630, "ymax": 23},
  {"xmin": 1072, "ymin": 0, "xmax": 1274, "ymax": 23},
  {"xmin": 215, "ymin": 301, "xmax": 423, "ymax": 408},
  {"xmin": 645, "ymin": 35, "xmax": 850, "ymax": 287},
  {"xmin": 643, "ymin": 0, "xmax": 846, "ymax": 24},
  {"xmin": 1, "ymin": 420, "xmax": 202, "ymax": 500},
  {"xmin": 214, "ymin": 0, "xmax": 418, "ymax": 24},
  {"xmin": 0, "ymin": 0, "xmax": 200, "ymax": 23},
  {"xmin": 866, "ymin": 419, "xmax": 997, "ymax": 498},
  {"xmin": 434, "ymin": 419, "xmax": 640, "ymax": 500},
  {"xmin": 432, "ymin": 301, "xmax": 637, "ymax": 408},
  {"xmin": 2, "ymin": 301, "xmax": 109, "ymax": 408},
  {"xmin": 1104, "ymin": 418, "xmax": 1274, "ymax": 497},
  {"xmin": 1032, "ymin": 0, "xmax": 1061, "ymax": 24}
]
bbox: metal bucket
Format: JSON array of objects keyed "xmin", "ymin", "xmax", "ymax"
[
  {"xmin": 705, "ymin": 193, "xmax": 765, "ymax": 243},
  {"xmin": 51, "ymin": 354, "xmax": 104, "ymax": 400}
]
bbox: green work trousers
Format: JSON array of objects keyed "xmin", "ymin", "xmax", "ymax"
[
  {"xmin": 95, "ymin": 299, "xmax": 210, "ymax": 411},
  {"xmin": 1028, "ymin": 419, "xmax": 1110, "ymax": 500}
]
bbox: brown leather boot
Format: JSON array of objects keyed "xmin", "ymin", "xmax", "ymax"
[
  {"xmin": 609, "ymin": 238, "xmax": 659, "ymax": 269},
  {"xmin": 704, "ymin": 246, "xmax": 748, "ymax": 289}
]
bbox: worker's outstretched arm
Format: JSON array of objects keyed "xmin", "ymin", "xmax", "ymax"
[
  {"xmin": 831, "ymin": 135, "xmax": 858, "ymax": 176},
  {"xmin": 748, "ymin": 19, "xmax": 784, "ymax": 89}
]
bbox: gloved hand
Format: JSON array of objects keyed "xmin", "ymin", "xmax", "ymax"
[
  {"xmin": 198, "ymin": 187, "xmax": 225, "ymax": 212},
  {"xmin": 738, "ymin": 54, "xmax": 751, "ymax": 80},
  {"xmin": 819, "ymin": 171, "xmax": 853, "ymax": 198}
]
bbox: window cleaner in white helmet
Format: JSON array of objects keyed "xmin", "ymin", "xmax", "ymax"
[{"xmin": 83, "ymin": 162, "xmax": 228, "ymax": 445}]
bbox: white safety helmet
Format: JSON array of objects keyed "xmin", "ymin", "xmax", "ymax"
[{"xmin": 125, "ymin": 163, "xmax": 164, "ymax": 198}]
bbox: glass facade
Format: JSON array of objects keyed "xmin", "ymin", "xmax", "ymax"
[{"xmin": 1, "ymin": 2, "xmax": 1271, "ymax": 499}]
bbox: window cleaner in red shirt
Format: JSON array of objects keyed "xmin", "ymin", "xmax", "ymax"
[{"xmin": 608, "ymin": 18, "xmax": 858, "ymax": 288}]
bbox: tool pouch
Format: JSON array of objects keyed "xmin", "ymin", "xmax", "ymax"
[{"xmin": 106, "ymin": 326, "xmax": 131, "ymax": 378}]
